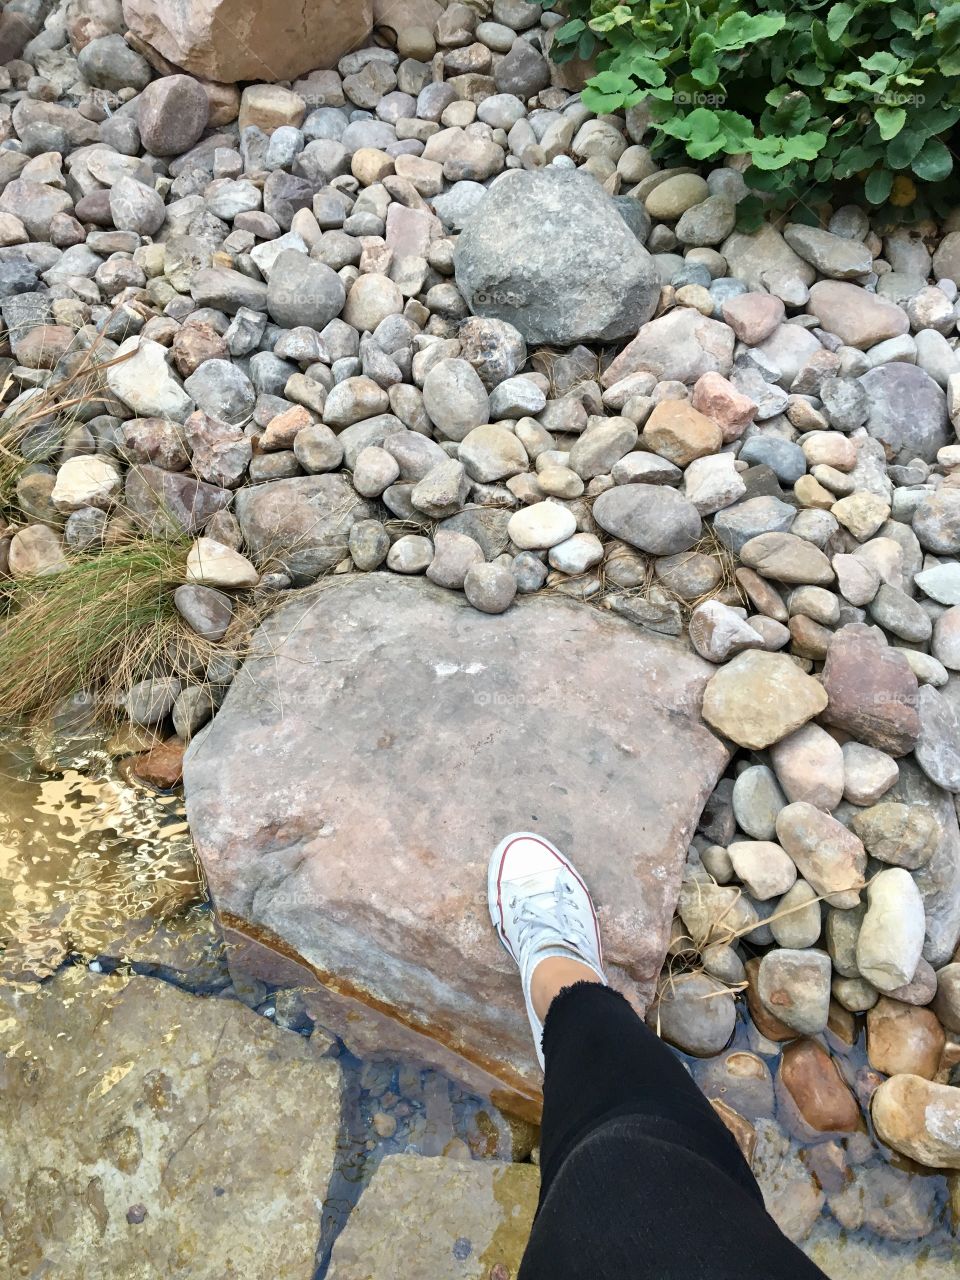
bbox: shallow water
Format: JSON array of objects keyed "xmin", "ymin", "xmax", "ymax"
[
  {"xmin": 0, "ymin": 732, "xmax": 957, "ymax": 1276},
  {"xmin": 0, "ymin": 735, "xmax": 200, "ymax": 974}
]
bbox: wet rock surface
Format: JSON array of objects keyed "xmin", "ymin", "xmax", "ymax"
[
  {"xmin": 0, "ymin": 967, "xmax": 343, "ymax": 1279},
  {"xmin": 326, "ymin": 1155, "xmax": 538, "ymax": 1280}
]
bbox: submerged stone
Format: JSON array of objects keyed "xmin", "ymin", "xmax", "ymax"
[{"xmin": 0, "ymin": 968, "xmax": 342, "ymax": 1278}]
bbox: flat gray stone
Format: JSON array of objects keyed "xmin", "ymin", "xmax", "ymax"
[
  {"xmin": 184, "ymin": 575, "xmax": 729, "ymax": 1110},
  {"xmin": 592, "ymin": 483, "xmax": 702, "ymax": 555},
  {"xmin": 858, "ymin": 362, "xmax": 950, "ymax": 464},
  {"xmin": 889, "ymin": 757, "xmax": 960, "ymax": 967}
]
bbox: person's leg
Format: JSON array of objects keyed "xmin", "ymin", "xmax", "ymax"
[
  {"xmin": 534, "ymin": 977, "xmax": 757, "ymax": 1205},
  {"xmin": 487, "ymin": 833, "xmax": 829, "ymax": 1280}
]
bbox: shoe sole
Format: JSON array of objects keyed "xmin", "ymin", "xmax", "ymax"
[{"xmin": 487, "ymin": 831, "xmax": 604, "ymax": 968}]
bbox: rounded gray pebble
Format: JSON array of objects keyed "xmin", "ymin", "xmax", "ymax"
[{"xmin": 463, "ymin": 562, "xmax": 517, "ymax": 613}]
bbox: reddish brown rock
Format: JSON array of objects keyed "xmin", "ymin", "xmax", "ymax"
[
  {"xmin": 13, "ymin": 324, "xmax": 76, "ymax": 370},
  {"xmin": 807, "ymin": 280, "xmax": 909, "ymax": 349},
  {"xmin": 259, "ymin": 405, "xmax": 312, "ymax": 452},
  {"xmin": 120, "ymin": 418, "xmax": 190, "ymax": 471},
  {"xmin": 600, "ymin": 307, "xmax": 734, "ymax": 388},
  {"xmin": 133, "ymin": 737, "xmax": 185, "ymax": 789},
  {"xmin": 123, "ymin": 0, "xmax": 374, "ymax": 83},
  {"xmin": 690, "ymin": 371, "xmax": 756, "ymax": 442},
  {"xmin": 778, "ymin": 1039, "xmax": 860, "ymax": 1136},
  {"xmin": 138, "ymin": 73, "xmax": 210, "ymax": 157},
  {"xmin": 866, "ymin": 996, "xmax": 945, "ymax": 1079},
  {"xmin": 722, "ymin": 292, "xmax": 785, "ymax": 344},
  {"xmin": 820, "ymin": 624, "xmax": 920, "ymax": 757},
  {"xmin": 172, "ymin": 321, "xmax": 228, "ymax": 378},
  {"xmin": 125, "ymin": 464, "xmax": 232, "ymax": 535}
]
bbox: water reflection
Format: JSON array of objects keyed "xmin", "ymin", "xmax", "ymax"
[{"xmin": 0, "ymin": 734, "xmax": 202, "ymax": 978}]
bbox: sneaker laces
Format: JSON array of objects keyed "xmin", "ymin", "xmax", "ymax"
[{"xmin": 510, "ymin": 874, "xmax": 593, "ymax": 958}]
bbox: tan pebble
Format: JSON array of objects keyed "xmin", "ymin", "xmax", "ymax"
[
  {"xmin": 351, "ymin": 147, "xmax": 394, "ymax": 185},
  {"xmin": 866, "ymin": 996, "xmax": 945, "ymax": 1079},
  {"xmin": 789, "ymin": 614, "xmax": 833, "ymax": 660},
  {"xmin": 832, "ymin": 492, "xmax": 891, "ymax": 541},
  {"xmin": 800, "ymin": 431, "xmax": 858, "ymax": 471},
  {"xmin": 537, "ymin": 465, "xmax": 584, "ymax": 498},
  {"xmin": 675, "ymin": 284, "xmax": 714, "ymax": 314},
  {"xmin": 735, "ymin": 567, "xmax": 788, "ymax": 622},
  {"xmin": 794, "ymin": 474, "xmax": 835, "ymax": 510}
]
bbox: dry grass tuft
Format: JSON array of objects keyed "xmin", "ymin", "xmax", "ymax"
[{"xmin": 0, "ymin": 536, "xmax": 189, "ymax": 725}]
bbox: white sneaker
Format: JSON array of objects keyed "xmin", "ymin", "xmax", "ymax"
[{"xmin": 488, "ymin": 832, "xmax": 607, "ymax": 1070}]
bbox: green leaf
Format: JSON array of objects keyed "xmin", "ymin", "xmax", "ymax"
[
  {"xmin": 553, "ymin": 18, "xmax": 585, "ymax": 43},
  {"xmin": 813, "ymin": 155, "xmax": 834, "ymax": 181},
  {"xmin": 685, "ymin": 106, "xmax": 724, "ymax": 143},
  {"xmin": 864, "ymin": 169, "xmax": 894, "ymax": 203},
  {"xmin": 912, "ymin": 137, "xmax": 953, "ymax": 181},
  {"xmin": 889, "ymin": 8, "xmax": 916, "ymax": 31},
  {"xmin": 791, "ymin": 64, "xmax": 825, "ymax": 85},
  {"xmin": 811, "ymin": 19, "xmax": 836, "ymax": 61},
  {"xmin": 886, "ymin": 126, "xmax": 927, "ymax": 168},
  {"xmin": 713, "ymin": 12, "xmax": 787, "ymax": 49},
  {"xmin": 826, "ymin": 2, "xmax": 856, "ymax": 41},
  {"xmin": 716, "ymin": 110, "xmax": 758, "ymax": 149},
  {"xmin": 861, "ymin": 51, "xmax": 899, "ymax": 72},
  {"xmin": 734, "ymin": 194, "xmax": 766, "ymax": 232},
  {"xmin": 875, "ymin": 104, "xmax": 907, "ymax": 139},
  {"xmin": 689, "ymin": 32, "xmax": 720, "ymax": 84},
  {"xmin": 770, "ymin": 89, "xmax": 813, "ymax": 130},
  {"xmin": 589, "ymin": 4, "xmax": 633, "ymax": 35},
  {"xmin": 780, "ymin": 130, "xmax": 828, "ymax": 161}
]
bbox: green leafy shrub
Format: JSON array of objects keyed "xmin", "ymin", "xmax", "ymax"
[{"xmin": 544, "ymin": 0, "xmax": 960, "ymax": 216}]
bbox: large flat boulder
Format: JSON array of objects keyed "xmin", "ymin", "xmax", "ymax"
[
  {"xmin": 0, "ymin": 969, "xmax": 342, "ymax": 1278},
  {"xmin": 184, "ymin": 575, "xmax": 729, "ymax": 1113}
]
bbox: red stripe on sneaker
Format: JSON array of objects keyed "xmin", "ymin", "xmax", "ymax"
[{"xmin": 495, "ymin": 835, "xmax": 604, "ymax": 969}]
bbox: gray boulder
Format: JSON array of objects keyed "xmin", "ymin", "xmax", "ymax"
[
  {"xmin": 454, "ymin": 168, "xmax": 659, "ymax": 345},
  {"xmin": 858, "ymin": 362, "xmax": 950, "ymax": 464},
  {"xmin": 234, "ymin": 474, "xmax": 375, "ymax": 583},
  {"xmin": 266, "ymin": 249, "xmax": 346, "ymax": 330},
  {"xmin": 593, "ymin": 484, "xmax": 702, "ymax": 555}
]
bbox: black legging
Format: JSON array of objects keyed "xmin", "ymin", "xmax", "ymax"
[{"xmin": 519, "ymin": 982, "xmax": 828, "ymax": 1279}]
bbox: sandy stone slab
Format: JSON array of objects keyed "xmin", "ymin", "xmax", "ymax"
[{"xmin": 0, "ymin": 968, "xmax": 342, "ymax": 1279}]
